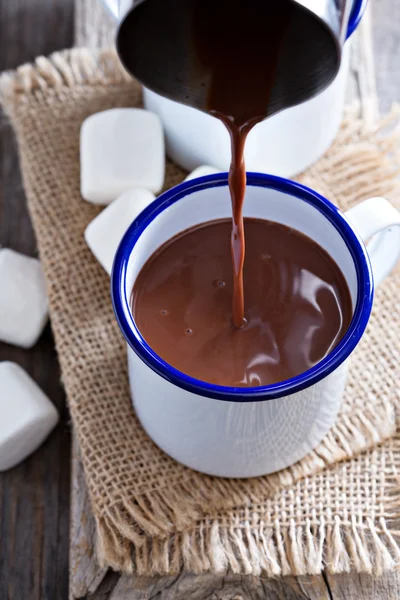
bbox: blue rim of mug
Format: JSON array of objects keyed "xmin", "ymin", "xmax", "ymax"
[{"xmin": 111, "ymin": 173, "xmax": 374, "ymax": 402}]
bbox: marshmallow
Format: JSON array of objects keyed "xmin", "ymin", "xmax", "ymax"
[
  {"xmin": 80, "ymin": 108, "xmax": 165, "ymax": 204},
  {"xmin": 0, "ymin": 362, "xmax": 59, "ymax": 471},
  {"xmin": 85, "ymin": 187, "xmax": 156, "ymax": 275},
  {"xmin": 184, "ymin": 165, "xmax": 222, "ymax": 181},
  {"xmin": 0, "ymin": 249, "xmax": 48, "ymax": 348}
]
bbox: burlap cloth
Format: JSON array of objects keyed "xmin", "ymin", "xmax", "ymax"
[{"xmin": 1, "ymin": 48, "xmax": 400, "ymax": 577}]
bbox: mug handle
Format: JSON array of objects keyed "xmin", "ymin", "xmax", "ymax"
[{"xmin": 345, "ymin": 197, "xmax": 400, "ymax": 287}]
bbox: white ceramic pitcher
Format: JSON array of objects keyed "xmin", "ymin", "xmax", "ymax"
[{"xmin": 102, "ymin": 0, "xmax": 367, "ymax": 175}]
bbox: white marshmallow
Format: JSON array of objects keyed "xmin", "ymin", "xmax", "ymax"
[
  {"xmin": 0, "ymin": 249, "xmax": 48, "ymax": 348},
  {"xmin": 184, "ymin": 165, "xmax": 222, "ymax": 181},
  {"xmin": 85, "ymin": 187, "xmax": 156, "ymax": 275},
  {"xmin": 80, "ymin": 108, "xmax": 165, "ymax": 204},
  {"xmin": 0, "ymin": 362, "xmax": 59, "ymax": 471}
]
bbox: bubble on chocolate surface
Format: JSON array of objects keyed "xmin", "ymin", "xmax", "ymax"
[{"xmin": 213, "ymin": 279, "xmax": 226, "ymax": 288}]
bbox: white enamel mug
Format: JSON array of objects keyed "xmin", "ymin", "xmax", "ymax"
[{"xmin": 112, "ymin": 174, "xmax": 400, "ymax": 478}]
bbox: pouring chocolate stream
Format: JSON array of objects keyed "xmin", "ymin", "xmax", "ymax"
[{"xmin": 193, "ymin": 0, "xmax": 294, "ymax": 327}]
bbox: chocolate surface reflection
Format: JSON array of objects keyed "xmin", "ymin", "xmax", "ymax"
[{"xmin": 132, "ymin": 219, "xmax": 352, "ymax": 387}]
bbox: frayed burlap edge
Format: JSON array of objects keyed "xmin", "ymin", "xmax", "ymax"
[
  {"xmin": 1, "ymin": 48, "xmax": 400, "ymax": 576},
  {"xmin": 99, "ymin": 517, "xmax": 400, "ymax": 578},
  {"xmin": 0, "ymin": 47, "xmax": 132, "ymax": 102},
  {"xmin": 96, "ymin": 435, "xmax": 400, "ymax": 577}
]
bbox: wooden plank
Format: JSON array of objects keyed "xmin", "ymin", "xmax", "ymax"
[
  {"xmin": 69, "ymin": 3, "xmax": 400, "ymax": 599},
  {"xmin": 75, "ymin": 0, "xmax": 115, "ymax": 49},
  {"xmin": 70, "ymin": 440, "xmax": 107, "ymax": 599},
  {"xmin": 0, "ymin": 1, "xmax": 74, "ymax": 599},
  {"xmin": 325, "ymin": 572, "xmax": 400, "ymax": 600},
  {"xmin": 347, "ymin": 4, "xmax": 379, "ymax": 123},
  {"xmin": 371, "ymin": 0, "xmax": 400, "ymax": 113},
  {"xmin": 86, "ymin": 572, "xmax": 333, "ymax": 600}
]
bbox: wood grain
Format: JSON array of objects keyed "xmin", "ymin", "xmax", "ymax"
[
  {"xmin": 0, "ymin": 1, "xmax": 74, "ymax": 599},
  {"xmin": 84, "ymin": 572, "xmax": 334, "ymax": 600},
  {"xmin": 70, "ymin": 441, "xmax": 107, "ymax": 599},
  {"xmin": 371, "ymin": 0, "xmax": 400, "ymax": 112}
]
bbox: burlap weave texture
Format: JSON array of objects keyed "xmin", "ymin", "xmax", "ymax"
[{"xmin": 1, "ymin": 48, "xmax": 399, "ymax": 576}]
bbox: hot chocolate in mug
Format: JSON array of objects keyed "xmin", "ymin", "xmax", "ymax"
[{"xmin": 112, "ymin": 174, "xmax": 400, "ymax": 478}]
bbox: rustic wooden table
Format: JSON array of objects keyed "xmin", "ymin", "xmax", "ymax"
[{"xmin": 0, "ymin": 1, "xmax": 399, "ymax": 598}]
